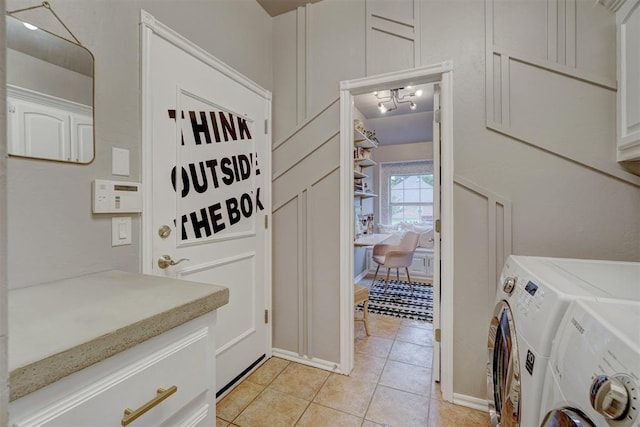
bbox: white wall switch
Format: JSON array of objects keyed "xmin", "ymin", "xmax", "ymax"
[
  {"xmin": 112, "ymin": 217, "xmax": 132, "ymax": 246},
  {"xmin": 112, "ymin": 147, "xmax": 130, "ymax": 176}
]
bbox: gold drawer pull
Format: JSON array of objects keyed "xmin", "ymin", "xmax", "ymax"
[{"xmin": 121, "ymin": 385, "xmax": 178, "ymax": 426}]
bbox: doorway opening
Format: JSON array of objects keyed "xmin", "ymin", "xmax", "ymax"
[{"xmin": 339, "ymin": 63, "xmax": 454, "ymax": 401}]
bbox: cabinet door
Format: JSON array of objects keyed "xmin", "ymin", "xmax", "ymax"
[
  {"xmin": 71, "ymin": 114, "xmax": 94, "ymax": 163},
  {"xmin": 11, "ymin": 100, "xmax": 71, "ymax": 161},
  {"xmin": 408, "ymin": 252, "xmax": 429, "ymax": 278},
  {"xmin": 617, "ymin": 0, "xmax": 640, "ymax": 160}
]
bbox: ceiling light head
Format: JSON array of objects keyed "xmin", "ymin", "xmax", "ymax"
[
  {"xmin": 378, "ymin": 102, "xmax": 388, "ymax": 113},
  {"xmin": 410, "ymin": 102, "xmax": 417, "ymax": 110},
  {"xmin": 23, "ymin": 22, "xmax": 38, "ymax": 30},
  {"xmin": 415, "ymin": 89, "xmax": 423, "ymax": 97}
]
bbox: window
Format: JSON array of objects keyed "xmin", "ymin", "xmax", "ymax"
[
  {"xmin": 389, "ymin": 174, "xmax": 434, "ymax": 224},
  {"xmin": 379, "ymin": 160, "xmax": 434, "ymax": 226}
]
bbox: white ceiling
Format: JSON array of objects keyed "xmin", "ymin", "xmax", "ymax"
[{"xmin": 354, "ymin": 84, "xmax": 435, "ymax": 146}]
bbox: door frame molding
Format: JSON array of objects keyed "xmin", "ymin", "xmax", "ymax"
[
  {"xmin": 339, "ymin": 62, "xmax": 455, "ymax": 401},
  {"xmin": 139, "ymin": 9, "xmax": 273, "ymax": 378}
]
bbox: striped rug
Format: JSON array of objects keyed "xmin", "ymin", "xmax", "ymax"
[{"xmin": 357, "ymin": 279, "xmax": 433, "ymax": 322}]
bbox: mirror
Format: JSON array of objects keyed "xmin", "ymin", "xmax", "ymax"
[{"xmin": 6, "ymin": 12, "xmax": 94, "ymax": 163}]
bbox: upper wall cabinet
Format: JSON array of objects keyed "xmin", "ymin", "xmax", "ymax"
[{"xmin": 617, "ymin": 0, "xmax": 640, "ymax": 161}]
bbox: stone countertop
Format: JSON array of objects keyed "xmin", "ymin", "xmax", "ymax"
[{"xmin": 8, "ymin": 270, "xmax": 229, "ymax": 401}]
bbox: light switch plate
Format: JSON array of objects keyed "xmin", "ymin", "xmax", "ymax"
[
  {"xmin": 112, "ymin": 217, "xmax": 132, "ymax": 246},
  {"xmin": 112, "ymin": 148, "xmax": 130, "ymax": 176}
]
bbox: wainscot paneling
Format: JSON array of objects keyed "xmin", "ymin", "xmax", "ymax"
[
  {"xmin": 453, "ymin": 176, "xmax": 512, "ymax": 400},
  {"xmin": 485, "ymin": 0, "xmax": 640, "ymax": 187},
  {"xmin": 366, "ymin": 0, "xmax": 420, "ymax": 76},
  {"xmin": 271, "ymin": 97, "xmax": 341, "ymax": 367}
]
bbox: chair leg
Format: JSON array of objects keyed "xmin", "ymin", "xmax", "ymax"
[
  {"xmin": 384, "ymin": 268, "xmax": 391, "ymax": 294},
  {"xmin": 406, "ymin": 267, "xmax": 413, "ymax": 295},
  {"xmin": 372, "ymin": 265, "xmax": 380, "ymax": 287},
  {"xmin": 363, "ymin": 300, "xmax": 370, "ymax": 336},
  {"xmin": 396, "ymin": 268, "xmax": 400, "ymax": 283}
]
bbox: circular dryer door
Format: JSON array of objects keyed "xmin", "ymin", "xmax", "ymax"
[
  {"xmin": 541, "ymin": 408, "xmax": 596, "ymax": 427},
  {"xmin": 488, "ymin": 300, "xmax": 521, "ymax": 427}
]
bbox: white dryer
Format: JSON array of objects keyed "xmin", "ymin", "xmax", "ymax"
[
  {"xmin": 540, "ymin": 298, "xmax": 640, "ymax": 427},
  {"xmin": 487, "ymin": 256, "xmax": 640, "ymax": 427}
]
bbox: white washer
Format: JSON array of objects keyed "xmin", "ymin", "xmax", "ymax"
[
  {"xmin": 540, "ymin": 298, "xmax": 640, "ymax": 427},
  {"xmin": 487, "ymin": 256, "xmax": 640, "ymax": 427}
]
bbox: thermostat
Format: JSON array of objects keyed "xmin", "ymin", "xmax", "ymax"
[{"xmin": 92, "ymin": 179, "xmax": 142, "ymax": 213}]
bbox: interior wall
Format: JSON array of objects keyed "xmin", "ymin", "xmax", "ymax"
[
  {"xmin": 420, "ymin": 0, "xmax": 640, "ymax": 399},
  {"xmin": 0, "ymin": 1, "xmax": 8, "ymax": 421},
  {"xmin": 272, "ymin": 0, "xmax": 640, "ymax": 401},
  {"xmin": 5, "ymin": 0, "xmax": 273, "ymax": 289}
]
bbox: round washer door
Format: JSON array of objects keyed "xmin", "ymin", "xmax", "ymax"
[
  {"xmin": 541, "ymin": 408, "xmax": 596, "ymax": 427},
  {"xmin": 487, "ymin": 300, "xmax": 521, "ymax": 427}
]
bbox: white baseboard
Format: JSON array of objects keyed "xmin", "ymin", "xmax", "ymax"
[
  {"xmin": 271, "ymin": 348, "xmax": 344, "ymax": 374},
  {"xmin": 452, "ymin": 393, "xmax": 489, "ymax": 412}
]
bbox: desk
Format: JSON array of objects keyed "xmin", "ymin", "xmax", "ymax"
[{"xmin": 354, "ymin": 233, "xmax": 391, "ymax": 247}]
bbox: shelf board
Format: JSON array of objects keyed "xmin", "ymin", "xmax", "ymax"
[
  {"xmin": 355, "ymin": 158, "xmax": 376, "ymax": 167},
  {"xmin": 354, "ymin": 128, "xmax": 379, "ymax": 148},
  {"xmin": 354, "ymin": 171, "xmax": 367, "ymax": 179},
  {"xmin": 354, "ymin": 191, "xmax": 378, "ymax": 199}
]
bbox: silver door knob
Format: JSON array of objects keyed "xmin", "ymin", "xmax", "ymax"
[{"xmin": 157, "ymin": 255, "xmax": 189, "ymax": 269}]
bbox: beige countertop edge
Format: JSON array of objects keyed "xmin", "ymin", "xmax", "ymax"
[{"xmin": 9, "ymin": 287, "xmax": 229, "ymax": 402}]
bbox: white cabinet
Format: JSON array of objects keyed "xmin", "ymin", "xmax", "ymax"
[
  {"xmin": 365, "ymin": 247, "xmax": 434, "ymax": 281},
  {"xmin": 617, "ymin": 0, "xmax": 640, "ymax": 161},
  {"xmin": 9, "ymin": 313, "xmax": 217, "ymax": 427},
  {"xmin": 7, "ymin": 85, "xmax": 93, "ymax": 163}
]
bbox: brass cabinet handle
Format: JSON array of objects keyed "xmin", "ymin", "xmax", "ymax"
[{"xmin": 121, "ymin": 385, "xmax": 178, "ymax": 426}]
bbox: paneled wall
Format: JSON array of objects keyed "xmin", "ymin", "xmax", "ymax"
[
  {"xmin": 272, "ymin": 101, "xmax": 341, "ymax": 365},
  {"xmin": 453, "ymin": 177, "xmax": 511, "ymax": 399},
  {"xmin": 273, "ymin": 0, "xmax": 640, "ymax": 402},
  {"xmin": 486, "ymin": 0, "xmax": 639, "ymax": 186}
]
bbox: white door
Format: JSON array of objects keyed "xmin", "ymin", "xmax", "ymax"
[
  {"xmin": 142, "ymin": 17, "xmax": 271, "ymax": 398},
  {"xmin": 432, "ymin": 84, "xmax": 442, "ymax": 382}
]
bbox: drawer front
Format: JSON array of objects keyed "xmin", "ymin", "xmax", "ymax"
[{"xmin": 13, "ymin": 328, "xmax": 211, "ymax": 427}]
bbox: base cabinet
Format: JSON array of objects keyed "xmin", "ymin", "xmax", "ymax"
[
  {"xmin": 9, "ymin": 313, "xmax": 217, "ymax": 427},
  {"xmin": 365, "ymin": 247, "xmax": 434, "ymax": 281}
]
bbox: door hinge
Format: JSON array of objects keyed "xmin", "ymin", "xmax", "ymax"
[
  {"xmin": 435, "ymin": 328, "xmax": 441, "ymax": 343},
  {"xmin": 264, "ymin": 119, "xmax": 268, "ymax": 134},
  {"xmin": 435, "ymin": 219, "xmax": 441, "ymax": 233},
  {"xmin": 264, "ymin": 309, "xmax": 269, "ymax": 324},
  {"xmin": 264, "ymin": 215, "xmax": 268, "ymax": 229},
  {"xmin": 434, "ymin": 108, "xmax": 441, "ymax": 124}
]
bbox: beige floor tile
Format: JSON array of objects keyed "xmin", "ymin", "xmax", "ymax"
[
  {"xmin": 401, "ymin": 318, "xmax": 434, "ymax": 330},
  {"xmin": 396, "ymin": 325, "xmax": 434, "ymax": 346},
  {"xmin": 431, "ymin": 381, "xmax": 445, "ymax": 401},
  {"xmin": 313, "ymin": 373, "xmax": 377, "ymax": 417},
  {"xmin": 355, "ymin": 335, "xmax": 394, "ymax": 358},
  {"xmin": 388, "ymin": 340, "xmax": 433, "ymax": 368},
  {"xmin": 368, "ymin": 314, "xmax": 402, "ymax": 339},
  {"xmin": 296, "ymin": 403, "xmax": 363, "ymax": 427},
  {"xmin": 216, "ymin": 380, "xmax": 265, "ymax": 422},
  {"xmin": 269, "ymin": 362, "xmax": 330, "ymax": 400},
  {"xmin": 365, "ymin": 385, "xmax": 429, "ymax": 426},
  {"xmin": 245, "ymin": 357, "xmax": 290, "ymax": 386},
  {"xmin": 355, "ymin": 319, "xmax": 368, "ymax": 339},
  {"xmin": 216, "ymin": 418, "xmax": 230, "ymax": 427},
  {"xmin": 361, "ymin": 421, "xmax": 385, "ymax": 427},
  {"xmin": 233, "ymin": 388, "xmax": 309, "ymax": 427},
  {"xmin": 379, "ymin": 360, "xmax": 432, "ymax": 396},
  {"xmin": 350, "ymin": 352, "xmax": 386, "ymax": 384},
  {"xmin": 428, "ymin": 398, "xmax": 491, "ymax": 426}
]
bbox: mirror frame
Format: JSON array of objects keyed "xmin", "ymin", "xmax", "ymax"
[{"xmin": 5, "ymin": 12, "xmax": 96, "ymax": 165}]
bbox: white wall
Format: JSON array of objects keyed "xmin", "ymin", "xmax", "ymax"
[
  {"xmin": 272, "ymin": 0, "xmax": 640, "ymax": 401},
  {"xmin": 5, "ymin": 0, "xmax": 273, "ymax": 289},
  {"xmin": 0, "ymin": 1, "xmax": 8, "ymax": 421}
]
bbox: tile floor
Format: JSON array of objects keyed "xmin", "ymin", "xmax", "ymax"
[{"xmin": 216, "ymin": 313, "xmax": 490, "ymax": 426}]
